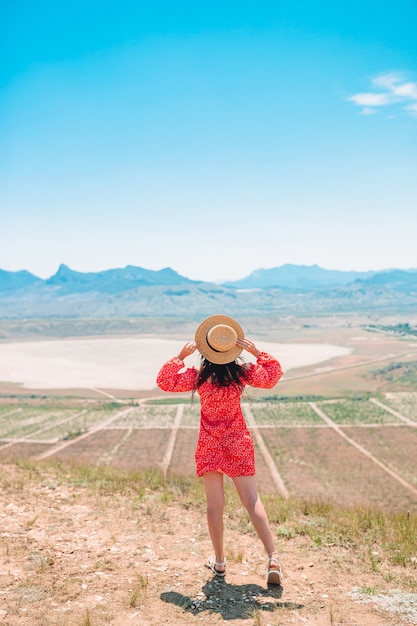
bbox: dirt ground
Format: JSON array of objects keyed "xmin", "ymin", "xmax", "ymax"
[{"xmin": 1, "ymin": 463, "xmax": 416, "ymax": 626}]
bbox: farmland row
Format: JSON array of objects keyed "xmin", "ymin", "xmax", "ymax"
[
  {"xmin": 1, "ymin": 394, "xmax": 416, "ymax": 438},
  {"xmin": 0, "ymin": 394, "xmax": 416, "ymax": 512}
]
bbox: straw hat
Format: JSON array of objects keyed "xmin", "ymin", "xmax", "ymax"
[{"xmin": 195, "ymin": 315, "xmax": 244, "ymax": 364}]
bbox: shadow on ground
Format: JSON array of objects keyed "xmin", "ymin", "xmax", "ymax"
[{"xmin": 161, "ymin": 577, "xmax": 304, "ymax": 620}]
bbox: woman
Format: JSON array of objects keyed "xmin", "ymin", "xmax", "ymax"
[{"xmin": 156, "ymin": 314, "xmax": 284, "ymax": 586}]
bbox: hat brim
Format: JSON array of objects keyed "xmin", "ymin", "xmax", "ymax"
[{"xmin": 195, "ymin": 315, "xmax": 244, "ymax": 364}]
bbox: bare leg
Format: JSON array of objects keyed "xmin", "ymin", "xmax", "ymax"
[
  {"xmin": 203, "ymin": 471, "xmax": 226, "ymax": 572},
  {"xmin": 232, "ymin": 475, "xmax": 283, "ymax": 583},
  {"xmin": 232, "ymin": 475, "xmax": 277, "ymax": 555}
]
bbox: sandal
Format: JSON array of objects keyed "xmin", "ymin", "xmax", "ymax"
[
  {"xmin": 267, "ymin": 552, "xmax": 283, "ymax": 586},
  {"xmin": 206, "ymin": 556, "xmax": 226, "ymax": 577}
]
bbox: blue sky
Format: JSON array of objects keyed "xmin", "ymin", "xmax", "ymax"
[{"xmin": 1, "ymin": 1, "xmax": 416, "ymax": 282}]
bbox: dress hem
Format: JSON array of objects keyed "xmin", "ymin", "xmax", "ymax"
[{"xmin": 196, "ymin": 469, "xmax": 256, "ymax": 478}]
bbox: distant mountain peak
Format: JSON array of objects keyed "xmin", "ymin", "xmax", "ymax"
[
  {"xmin": 0, "ymin": 268, "xmax": 42, "ymax": 292},
  {"xmin": 1, "ymin": 263, "xmax": 416, "ymax": 317},
  {"xmin": 54, "ymin": 263, "xmax": 77, "ymax": 276},
  {"xmin": 224, "ymin": 265, "xmax": 379, "ymax": 290},
  {"xmin": 41, "ymin": 263, "xmax": 195, "ymax": 295}
]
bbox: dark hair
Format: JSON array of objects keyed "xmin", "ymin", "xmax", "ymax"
[{"xmin": 196, "ymin": 357, "xmax": 248, "ymax": 390}]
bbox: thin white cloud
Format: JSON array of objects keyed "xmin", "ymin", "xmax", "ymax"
[
  {"xmin": 348, "ymin": 72, "xmax": 417, "ymax": 117},
  {"xmin": 372, "ymin": 72, "xmax": 399, "ymax": 89},
  {"xmin": 360, "ymin": 107, "xmax": 378, "ymax": 116},
  {"xmin": 393, "ymin": 82, "xmax": 417, "ymax": 99},
  {"xmin": 349, "ymin": 93, "xmax": 392, "ymax": 106}
]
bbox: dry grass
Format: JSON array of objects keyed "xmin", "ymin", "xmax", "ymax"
[
  {"xmin": 5, "ymin": 459, "xmax": 417, "ymax": 586},
  {"xmin": 6, "ymin": 459, "xmax": 416, "ymax": 579},
  {"xmin": 1, "ymin": 458, "xmax": 416, "ymax": 625},
  {"xmin": 128, "ymin": 573, "xmax": 148, "ymax": 607}
]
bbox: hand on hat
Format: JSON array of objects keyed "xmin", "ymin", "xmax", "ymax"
[
  {"xmin": 177, "ymin": 337, "xmax": 260, "ymax": 361},
  {"xmin": 236, "ymin": 337, "xmax": 261, "ymax": 357},
  {"xmin": 178, "ymin": 341, "xmax": 197, "ymax": 361},
  {"xmin": 236, "ymin": 337, "xmax": 261, "ymax": 358}
]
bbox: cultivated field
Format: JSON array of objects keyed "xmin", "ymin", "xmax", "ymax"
[
  {"xmin": 1, "ymin": 393, "xmax": 416, "ymax": 513},
  {"xmin": 1, "ymin": 315, "xmax": 417, "ymax": 513}
]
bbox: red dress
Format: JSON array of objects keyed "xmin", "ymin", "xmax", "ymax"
[{"xmin": 156, "ymin": 352, "xmax": 283, "ymax": 477}]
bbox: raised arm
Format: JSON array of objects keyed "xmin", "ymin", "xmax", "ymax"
[
  {"xmin": 156, "ymin": 341, "xmax": 198, "ymax": 392},
  {"xmin": 237, "ymin": 337, "xmax": 283, "ymax": 388}
]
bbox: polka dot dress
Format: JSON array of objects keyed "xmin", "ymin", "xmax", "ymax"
[{"xmin": 156, "ymin": 352, "xmax": 283, "ymax": 477}]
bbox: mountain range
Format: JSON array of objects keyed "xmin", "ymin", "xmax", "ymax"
[{"xmin": 0, "ymin": 263, "xmax": 416, "ymax": 318}]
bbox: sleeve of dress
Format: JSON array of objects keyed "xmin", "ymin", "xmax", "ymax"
[
  {"xmin": 156, "ymin": 357, "xmax": 198, "ymax": 392},
  {"xmin": 244, "ymin": 352, "xmax": 283, "ymax": 389}
]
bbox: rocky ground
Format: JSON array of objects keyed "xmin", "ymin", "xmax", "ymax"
[{"xmin": 1, "ymin": 462, "xmax": 416, "ymax": 626}]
